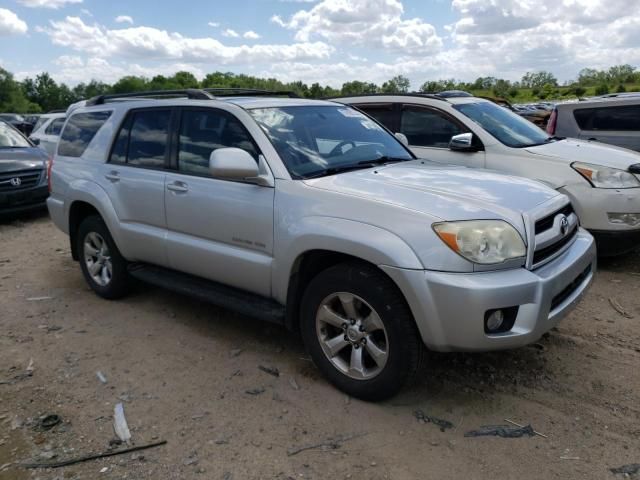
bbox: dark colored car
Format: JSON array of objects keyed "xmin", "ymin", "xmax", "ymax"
[
  {"xmin": 0, "ymin": 113, "xmax": 34, "ymax": 136},
  {"xmin": 0, "ymin": 121, "xmax": 50, "ymax": 216}
]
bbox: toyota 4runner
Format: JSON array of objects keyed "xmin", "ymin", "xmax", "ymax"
[{"xmin": 48, "ymin": 89, "xmax": 597, "ymax": 400}]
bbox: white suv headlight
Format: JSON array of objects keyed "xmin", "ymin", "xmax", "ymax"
[
  {"xmin": 433, "ymin": 220, "xmax": 526, "ymax": 265},
  {"xmin": 572, "ymin": 162, "xmax": 640, "ymax": 189}
]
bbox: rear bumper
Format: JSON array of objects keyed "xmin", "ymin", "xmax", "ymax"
[
  {"xmin": 0, "ymin": 185, "xmax": 49, "ymax": 216},
  {"xmin": 382, "ymin": 228, "xmax": 596, "ymax": 352}
]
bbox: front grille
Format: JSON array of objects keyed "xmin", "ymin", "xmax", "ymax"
[
  {"xmin": 533, "ymin": 226, "xmax": 578, "ymax": 265},
  {"xmin": 535, "ymin": 204, "xmax": 574, "ymax": 234},
  {"xmin": 550, "ymin": 264, "xmax": 592, "ymax": 311},
  {"xmin": 0, "ymin": 170, "xmax": 42, "ymax": 192}
]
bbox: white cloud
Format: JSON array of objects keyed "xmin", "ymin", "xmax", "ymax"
[
  {"xmin": 115, "ymin": 15, "xmax": 133, "ymax": 25},
  {"xmin": 243, "ymin": 30, "xmax": 261, "ymax": 40},
  {"xmin": 222, "ymin": 28, "xmax": 239, "ymax": 38},
  {"xmin": 271, "ymin": 0, "xmax": 442, "ymax": 55},
  {"xmin": 207, "ymin": 21, "xmax": 220, "ymax": 28},
  {"xmin": 80, "ymin": 8, "xmax": 92, "ymax": 17},
  {"xmin": 18, "ymin": 0, "xmax": 82, "ymax": 8},
  {"xmin": 0, "ymin": 8, "xmax": 27, "ymax": 35},
  {"xmin": 38, "ymin": 16, "xmax": 334, "ymax": 64}
]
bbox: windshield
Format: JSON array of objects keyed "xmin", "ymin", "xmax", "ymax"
[
  {"xmin": 0, "ymin": 122, "xmax": 30, "ymax": 148},
  {"xmin": 453, "ymin": 102, "xmax": 551, "ymax": 148},
  {"xmin": 249, "ymin": 105, "xmax": 413, "ymax": 179}
]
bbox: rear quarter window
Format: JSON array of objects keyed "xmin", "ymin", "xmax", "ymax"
[
  {"xmin": 45, "ymin": 117, "xmax": 66, "ymax": 136},
  {"xmin": 58, "ymin": 112, "xmax": 112, "ymax": 157},
  {"xmin": 573, "ymin": 105, "xmax": 640, "ymax": 131}
]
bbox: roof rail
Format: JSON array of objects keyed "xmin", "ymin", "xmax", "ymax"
[
  {"xmin": 327, "ymin": 92, "xmax": 448, "ymax": 102},
  {"xmin": 202, "ymin": 88, "xmax": 301, "ymax": 98},
  {"xmin": 85, "ymin": 88, "xmax": 215, "ymax": 106}
]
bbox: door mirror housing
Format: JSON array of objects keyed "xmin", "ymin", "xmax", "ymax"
[
  {"xmin": 30, "ymin": 137, "xmax": 40, "ymax": 146},
  {"xmin": 449, "ymin": 132, "xmax": 479, "ymax": 152},
  {"xmin": 394, "ymin": 132, "xmax": 409, "ymax": 146},
  {"xmin": 210, "ymin": 148, "xmax": 259, "ymax": 180}
]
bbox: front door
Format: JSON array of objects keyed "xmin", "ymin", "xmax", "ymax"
[{"xmin": 164, "ymin": 107, "xmax": 274, "ymax": 297}]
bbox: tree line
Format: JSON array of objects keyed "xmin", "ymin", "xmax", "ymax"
[{"xmin": 1, "ymin": 64, "xmax": 638, "ymax": 114}]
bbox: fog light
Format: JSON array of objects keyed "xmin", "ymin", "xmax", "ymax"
[
  {"xmin": 608, "ymin": 212, "xmax": 640, "ymax": 227},
  {"xmin": 486, "ymin": 310, "xmax": 505, "ymax": 332}
]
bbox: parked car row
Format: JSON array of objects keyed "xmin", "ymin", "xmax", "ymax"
[{"xmin": 2, "ymin": 87, "xmax": 638, "ymax": 399}]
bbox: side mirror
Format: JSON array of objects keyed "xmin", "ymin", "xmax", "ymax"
[
  {"xmin": 394, "ymin": 132, "xmax": 409, "ymax": 146},
  {"xmin": 209, "ymin": 148, "xmax": 259, "ymax": 181},
  {"xmin": 30, "ymin": 137, "xmax": 40, "ymax": 146},
  {"xmin": 449, "ymin": 132, "xmax": 476, "ymax": 151}
]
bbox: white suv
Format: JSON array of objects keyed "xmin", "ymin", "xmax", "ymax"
[
  {"xmin": 48, "ymin": 89, "xmax": 596, "ymax": 400},
  {"xmin": 336, "ymin": 95, "xmax": 640, "ymax": 255}
]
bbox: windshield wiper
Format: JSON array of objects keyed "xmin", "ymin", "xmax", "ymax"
[{"xmin": 305, "ymin": 157, "xmax": 408, "ymax": 179}]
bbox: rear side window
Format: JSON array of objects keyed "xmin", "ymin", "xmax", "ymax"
[
  {"xmin": 109, "ymin": 109, "xmax": 171, "ymax": 168},
  {"xmin": 45, "ymin": 118, "xmax": 66, "ymax": 136},
  {"xmin": 401, "ymin": 106, "xmax": 463, "ymax": 148},
  {"xmin": 574, "ymin": 105, "xmax": 640, "ymax": 131},
  {"xmin": 178, "ymin": 109, "xmax": 258, "ymax": 176},
  {"xmin": 58, "ymin": 111, "xmax": 112, "ymax": 157},
  {"xmin": 355, "ymin": 104, "xmax": 397, "ymax": 131}
]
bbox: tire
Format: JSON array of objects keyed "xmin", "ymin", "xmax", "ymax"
[
  {"xmin": 300, "ymin": 261, "xmax": 423, "ymax": 401},
  {"xmin": 76, "ymin": 215, "xmax": 129, "ymax": 300}
]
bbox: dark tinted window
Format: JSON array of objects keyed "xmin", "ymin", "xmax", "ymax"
[
  {"xmin": 401, "ymin": 107, "xmax": 463, "ymax": 148},
  {"xmin": 355, "ymin": 104, "xmax": 397, "ymax": 131},
  {"xmin": 45, "ymin": 118, "xmax": 66, "ymax": 136},
  {"xmin": 574, "ymin": 105, "xmax": 640, "ymax": 131},
  {"xmin": 109, "ymin": 110, "xmax": 170, "ymax": 168},
  {"xmin": 178, "ymin": 109, "xmax": 258, "ymax": 176},
  {"xmin": 58, "ymin": 111, "xmax": 112, "ymax": 157}
]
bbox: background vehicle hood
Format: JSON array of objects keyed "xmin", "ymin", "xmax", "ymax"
[
  {"xmin": 0, "ymin": 148, "xmax": 48, "ymax": 173},
  {"xmin": 305, "ymin": 160, "xmax": 560, "ymax": 226},
  {"xmin": 526, "ymin": 139, "xmax": 640, "ymax": 170}
]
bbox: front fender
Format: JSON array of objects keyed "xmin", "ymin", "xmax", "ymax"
[{"xmin": 272, "ymin": 216, "xmax": 424, "ymax": 304}]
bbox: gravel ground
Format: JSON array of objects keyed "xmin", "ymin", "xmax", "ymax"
[{"xmin": 1, "ymin": 212, "xmax": 639, "ymax": 480}]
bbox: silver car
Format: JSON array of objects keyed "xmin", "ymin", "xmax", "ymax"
[{"xmin": 47, "ymin": 89, "xmax": 596, "ymax": 400}]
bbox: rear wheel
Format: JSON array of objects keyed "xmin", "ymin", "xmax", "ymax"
[
  {"xmin": 77, "ymin": 215, "xmax": 129, "ymax": 299},
  {"xmin": 300, "ymin": 262, "xmax": 423, "ymax": 401}
]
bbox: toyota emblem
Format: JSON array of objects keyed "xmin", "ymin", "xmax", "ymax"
[
  {"xmin": 560, "ymin": 215, "xmax": 569, "ymax": 235},
  {"xmin": 9, "ymin": 177, "xmax": 22, "ymax": 187}
]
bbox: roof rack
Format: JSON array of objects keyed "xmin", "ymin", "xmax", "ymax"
[
  {"xmin": 85, "ymin": 88, "xmax": 301, "ymax": 106},
  {"xmin": 327, "ymin": 92, "xmax": 448, "ymax": 102}
]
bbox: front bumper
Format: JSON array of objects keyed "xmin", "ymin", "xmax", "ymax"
[
  {"xmin": 0, "ymin": 185, "xmax": 49, "ymax": 216},
  {"xmin": 381, "ymin": 228, "xmax": 596, "ymax": 352}
]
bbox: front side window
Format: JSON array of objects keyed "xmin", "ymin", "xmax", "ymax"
[
  {"xmin": 109, "ymin": 109, "xmax": 171, "ymax": 168},
  {"xmin": 574, "ymin": 105, "xmax": 640, "ymax": 131},
  {"xmin": 401, "ymin": 106, "xmax": 463, "ymax": 148},
  {"xmin": 58, "ymin": 111, "xmax": 112, "ymax": 157},
  {"xmin": 178, "ymin": 109, "xmax": 258, "ymax": 176},
  {"xmin": 249, "ymin": 105, "xmax": 413, "ymax": 179},
  {"xmin": 355, "ymin": 104, "xmax": 397, "ymax": 131},
  {"xmin": 454, "ymin": 101, "xmax": 551, "ymax": 148},
  {"xmin": 0, "ymin": 122, "xmax": 30, "ymax": 148},
  {"xmin": 45, "ymin": 118, "xmax": 66, "ymax": 136}
]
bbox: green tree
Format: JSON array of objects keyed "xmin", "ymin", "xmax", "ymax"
[
  {"xmin": 21, "ymin": 72, "xmax": 76, "ymax": 111},
  {"xmin": 594, "ymin": 83, "xmax": 609, "ymax": 96},
  {"xmin": 111, "ymin": 76, "xmax": 149, "ymax": 93},
  {"xmin": 0, "ymin": 68, "xmax": 39, "ymax": 113},
  {"xmin": 380, "ymin": 75, "xmax": 410, "ymax": 93},
  {"xmin": 615, "ymin": 83, "xmax": 627, "ymax": 93},
  {"xmin": 340, "ymin": 81, "xmax": 378, "ymax": 96},
  {"xmin": 521, "ymin": 71, "xmax": 557, "ymax": 89}
]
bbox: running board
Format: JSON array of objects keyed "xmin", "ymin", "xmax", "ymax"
[{"xmin": 127, "ymin": 263, "xmax": 285, "ymax": 325}]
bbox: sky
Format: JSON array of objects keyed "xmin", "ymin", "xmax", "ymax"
[{"xmin": 1, "ymin": 0, "xmax": 639, "ymax": 89}]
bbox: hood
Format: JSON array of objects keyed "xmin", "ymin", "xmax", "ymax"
[
  {"xmin": 526, "ymin": 138, "xmax": 640, "ymax": 170},
  {"xmin": 0, "ymin": 147, "xmax": 48, "ymax": 173},
  {"xmin": 305, "ymin": 160, "xmax": 560, "ymax": 227}
]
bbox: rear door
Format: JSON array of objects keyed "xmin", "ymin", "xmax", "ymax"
[
  {"xmin": 39, "ymin": 117, "xmax": 66, "ymax": 156},
  {"xmin": 399, "ymin": 105, "xmax": 486, "ymax": 168},
  {"xmin": 164, "ymin": 107, "xmax": 274, "ymax": 297},
  {"xmin": 574, "ymin": 104, "xmax": 640, "ymax": 152},
  {"xmin": 101, "ymin": 107, "xmax": 172, "ymax": 266}
]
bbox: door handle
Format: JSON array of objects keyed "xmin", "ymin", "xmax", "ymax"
[
  {"xmin": 167, "ymin": 182, "xmax": 188, "ymax": 193},
  {"xmin": 104, "ymin": 171, "xmax": 120, "ymax": 182}
]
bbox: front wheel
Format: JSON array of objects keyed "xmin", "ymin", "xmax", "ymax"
[{"xmin": 300, "ymin": 262, "xmax": 423, "ymax": 401}]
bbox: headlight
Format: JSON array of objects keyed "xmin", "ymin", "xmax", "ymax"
[
  {"xmin": 433, "ymin": 220, "xmax": 526, "ymax": 265},
  {"xmin": 572, "ymin": 162, "xmax": 640, "ymax": 189}
]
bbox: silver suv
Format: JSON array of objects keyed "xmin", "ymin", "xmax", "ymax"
[{"xmin": 47, "ymin": 89, "xmax": 596, "ymax": 400}]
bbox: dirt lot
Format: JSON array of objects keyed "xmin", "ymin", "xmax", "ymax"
[{"xmin": 0, "ymin": 213, "xmax": 639, "ymax": 480}]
